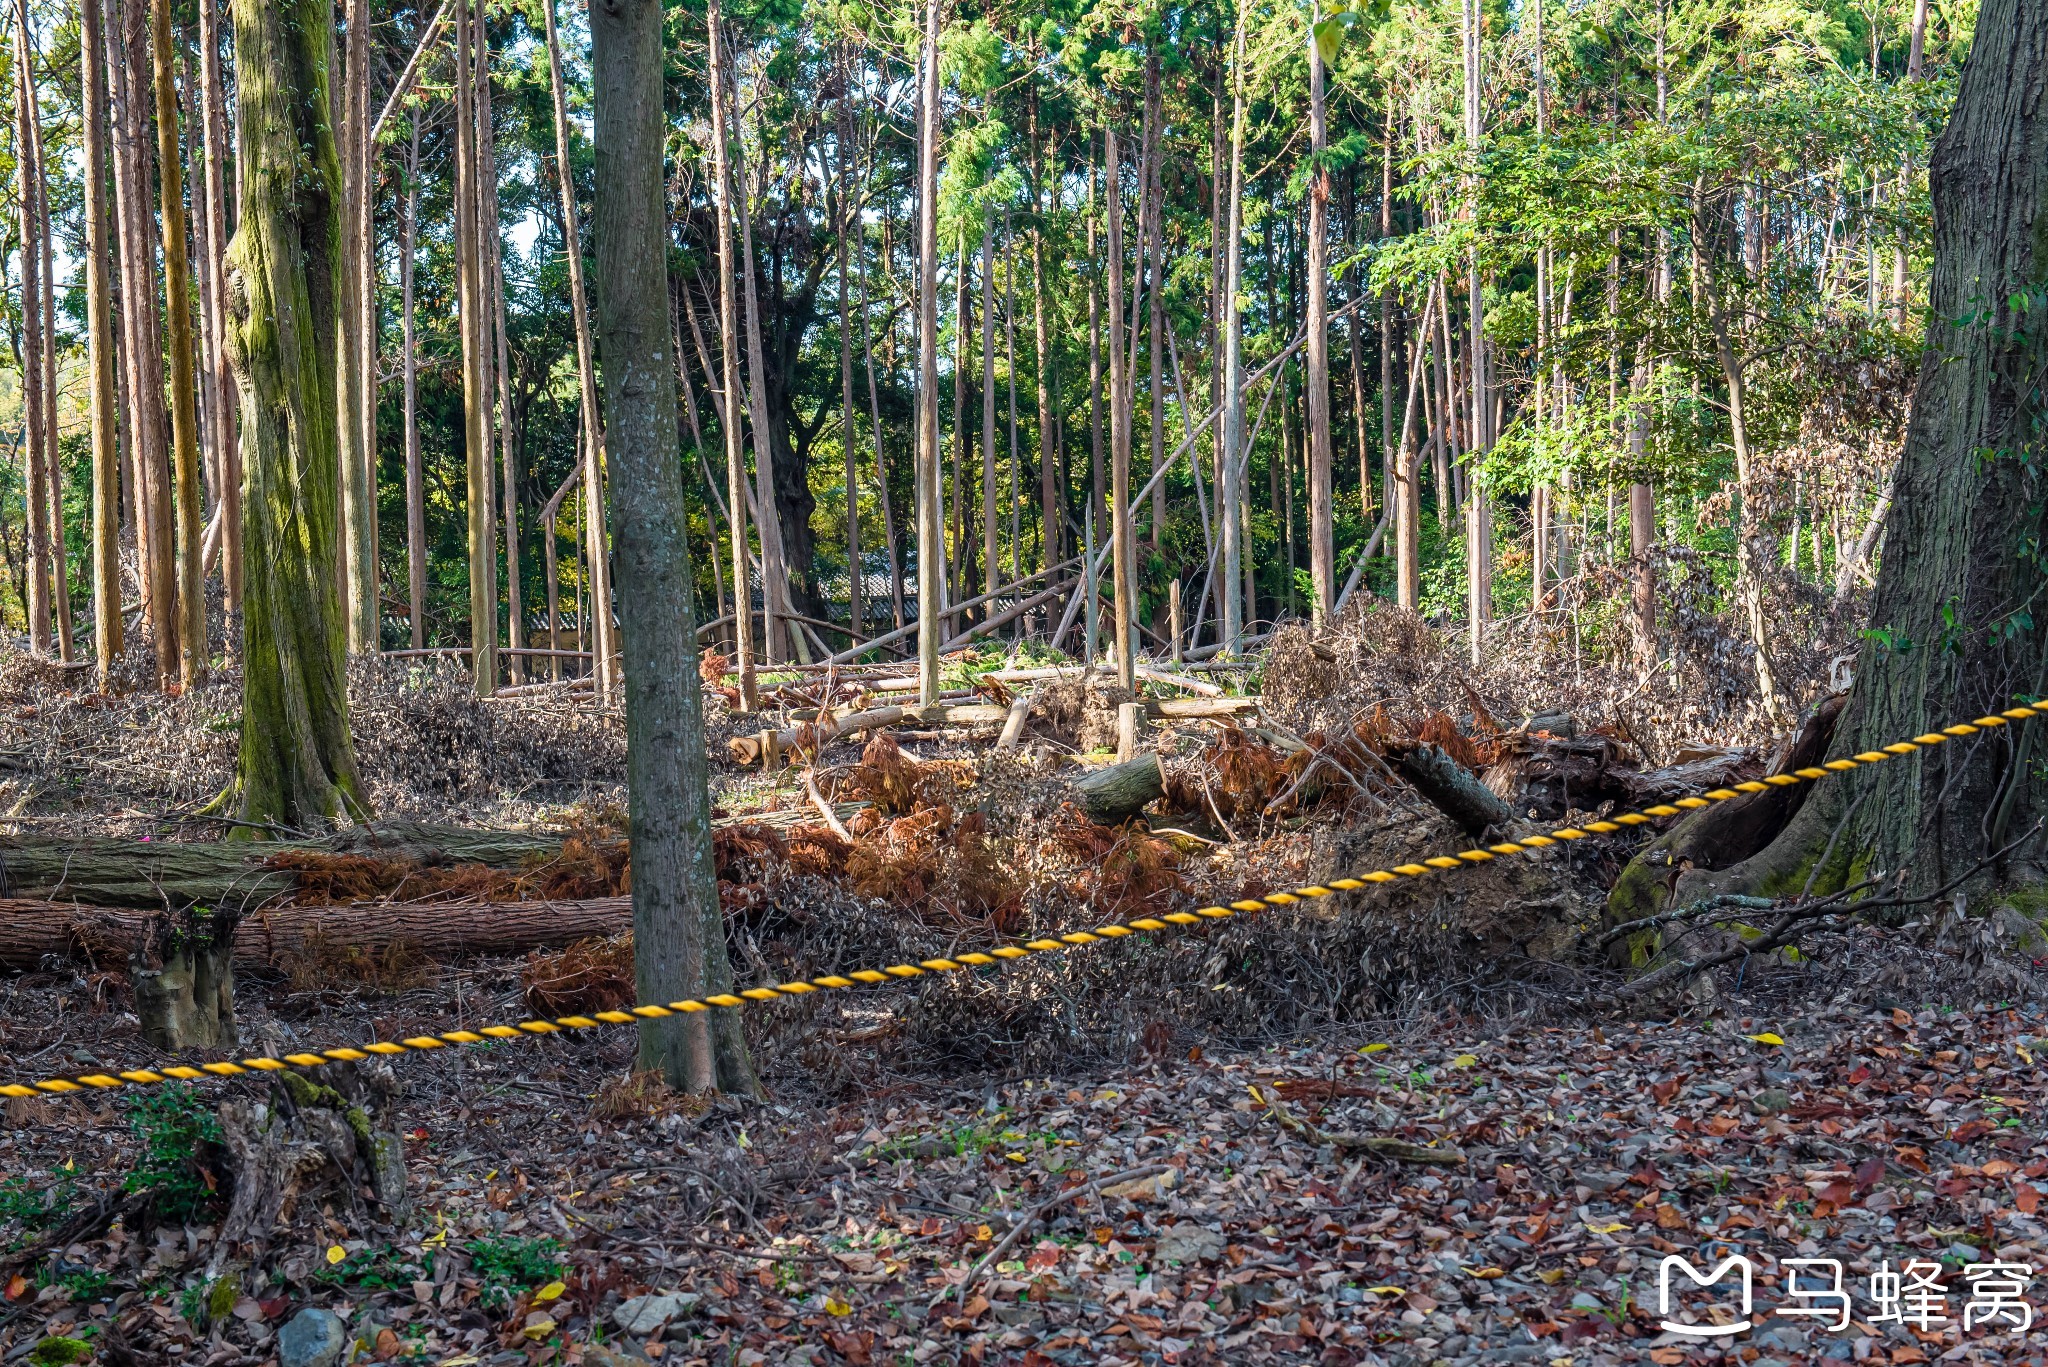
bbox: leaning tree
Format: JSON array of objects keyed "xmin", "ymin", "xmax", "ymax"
[
  {"xmin": 1640, "ymin": 0, "xmax": 2048, "ymax": 915},
  {"xmin": 218, "ymin": 0, "xmax": 367, "ymax": 832}
]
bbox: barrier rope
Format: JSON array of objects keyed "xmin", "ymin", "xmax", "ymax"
[{"xmin": 6, "ymin": 701, "xmax": 2044, "ymax": 1101}]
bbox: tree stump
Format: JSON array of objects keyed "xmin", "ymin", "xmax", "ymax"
[
  {"xmin": 1075, "ymin": 753, "xmax": 1166, "ymax": 824},
  {"xmin": 1395, "ymin": 744, "xmax": 1514, "ymax": 836},
  {"xmin": 215, "ymin": 1061, "xmax": 409, "ymax": 1253},
  {"xmin": 132, "ymin": 907, "xmax": 240, "ymax": 1051}
]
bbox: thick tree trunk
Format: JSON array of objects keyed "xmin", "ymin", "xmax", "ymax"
[
  {"xmin": 1075, "ymin": 752, "xmax": 1165, "ymax": 824},
  {"xmin": 155, "ymin": 0, "xmax": 208, "ymax": 687},
  {"xmin": 222, "ymin": 0, "xmax": 368, "ymax": 830},
  {"xmin": 590, "ymin": 0, "xmax": 758, "ymax": 1096},
  {"xmin": 84, "ymin": 0, "xmax": 123, "ymax": 680},
  {"xmin": 1668, "ymin": 0, "xmax": 2048, "ymax": 907},
  {"xmin": 543, "ymin": 0, "xmax": 616, "ymax": 702},
  {"xmin": 914, "ymin": 0, "xmax": 943, "ymax": 705}
]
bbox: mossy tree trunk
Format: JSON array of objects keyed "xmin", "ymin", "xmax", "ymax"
[
  {"xmin": 220, "ymin": 0, "xmax": 368, "ymax": 832},
  {"xmin": 1661, "ymin": 0, "xmax": 2048, "ymax": 911},
  {"xmin": 590, "ymin": 0, "xmax": 758, "ymax": 1096}
]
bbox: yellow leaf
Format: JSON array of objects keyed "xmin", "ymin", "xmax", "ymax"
[
  {"xmin": 326, "ymin": 1246, "xmax": 347, "ymax": 1265},
  {"xmin": 1005, "ymin": 1152, "xmax": 1027, "ymax": 1162},
  {"xmin": 1364, "ymin": 1286, "xmax": 1404, "ymax": 1295},
  {"xmin": 436, "ymin": 1357, "xmax": 483, "ymax": 1366},
  {"xmin": 2017, "ymin": 1045, "xmax": 2034, "ymax": 1065},
  {"xmin": 1360, "ymin": 1043, "xmax": 1392, "ymax": 1054},
  {"xmin": 825, "ymin": 1296, "xmax": 853, "ymax": 1317},
  {"xmin": 1451, "ymin": 1054, "xmax": 1480, "ymax": 1069},
  {"xmin": 1746, "ymin": 1032, "xmax": 1785, "ymax": 1046},
  {"xmin": 534, "ymin": 1281, "xmax": 565, "ymax": 1302},
  {"xmin": 521, "ymin": 1316, "xmax": 556, "ymax": 1341},
  {"xmin": 1583, "ymin": 1221, "xmax": 1626, "ymax": 1235},
  {"xmin": 1465, "ymin": 1266, "xmax": 1506, "ymax": 1278},
  {"xmin": 976, "ymin": 1224, "xmax": 994, "ymax": 1241},
  {"xmin": 1536, "ymin": 1268, "xmax": 1570, "ymax": 1285}
]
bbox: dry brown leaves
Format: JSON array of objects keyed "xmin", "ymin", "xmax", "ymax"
[
  {"xmin": 285, "ymin": 931, "xmax": 438, "ymax": 995},
  {"xmin": 1051, "ymin": 812, "xmax": 1187, "ymax": 918},
  {"xmin": 521, "ymin": 933, "xmax": 634, "ymax": 1015},
  {"xmin": 265, "ymin": 836, "xmax": 630, "ymax": 906}
]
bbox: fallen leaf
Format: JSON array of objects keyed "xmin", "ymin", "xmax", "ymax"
[
  {"xmin": 1465, "ymin": 1266, "xmax": 1506, "ymax": 1279},
  {"xmin": 1745, "ymin": 1032, "xmax": 1785, "ymax": 1046},
  {"xmin": 825, "ymin": 1296, "xmax": 853, "ymax": 1316},
  {"xmin": 2015, "ymin": 1183, "xmax": 2040, "ymax": 1214},
  {"xmin": 533, "ymin": 1281, "xmax": 565, "ymax": 1302},
  {"xmin": 1451, "ymin": 1054, "xmax": 1480, "ymax": 1069},
  {"xmin": 326, "ymin": 1245, "xmax": 347, "ymax": 1265},
  {"xmin": 1360, "ymin": 1043, "xmax": 1391, "ymax": 1054}
]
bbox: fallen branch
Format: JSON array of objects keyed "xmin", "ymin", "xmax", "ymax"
[
  {"xmin": 803, "ymin": 770, "xmax": 855, "ymax": 843},
  {"xmin": 1251, "ymin": 1084, "xmax": 1466, "ymax": 1165},
  {"xmin": 947, "ymin": 1164, "xmax": 1171, "ymax": 1307}
]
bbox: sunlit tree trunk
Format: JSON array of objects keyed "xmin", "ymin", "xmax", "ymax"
[
  {"xmin": 543, "ymin": 0, "xmax": 616, "ymax": 701},
  {"xmin": 1461, "ymin": 0, "xmax": 1491, "ymax": 665},
  {"xmin": 835, "ymin": 57, "xmax": 862, "ymax": 638},
  {"xmin": 222, "ymin": 0, "xmax": 367, "ymax": 829},
  {"xmin": 336, "ymin": 0, "xmax": 376, "ymax": 653},
  {"xmin": 1107, "ymin": 127, "xmax": 1135, "ymax": 689},
  {"xmin": 453, "ymin": 0, "xmax": 497, "ymax": 694},
  {"xmin": 1219, "ymin": 9, "xmax": 1247, "ymax": 653},
  {"xmin": 914, "ymin": 0, "xmax": 943, "ymax": 705},
  {"xmin": 25, "ymin": 50, "xmax": 70, "ymax": 662},
  {"xmin": 84, "ymin": 0, "xmax": 123, "ymax": 679},
  {"xmin": 981, "ymin": 209, "xmax": 998, "ymax": 601},
  {"xmin": 478, "ymin": 47, "xmax": 523, "ymax": 681},
  {"xmin": 704, "ymin": 0, "xmax": 755, "ymax": 708},
  {"xmin": 155, "ymin": 0, "xmax": 207, "ymax": 685},
  {"xmin": 1029, "ymin": 88, "xmax": 1057, "ymax": 573},
  {"xmin": 199, "ymin": 0, "xmax": 238, "ymax": 612},
  {"xmin": 14, "ymin": 0, "xmax": 51, "ymax": 655},
  {"xmin": 1305, "ymin": 2, "xmax": 1334, "ymax": 623}
]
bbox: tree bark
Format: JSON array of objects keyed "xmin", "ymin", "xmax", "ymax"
[
  {"xmin": 14, "ymin": 0, "xmax": 52, "ymax": 656},
  {"xmin": 914, "ymin": 0, "xmax": 943, "ymax": 705},
  {"xmin": 478, "ymin": 45, "xmax": 523, "ymax": 682},
  {"xmin": 403, "ymin": 119, "xmax": 427, "ymax": 649},
  {"xmin": 1075, "ymin": 752, "xmax": 1165, "ymax": 824},
  {"xmin": 155, "ymin": 0, "xmax": 208, "ymax": 686},
  {"xmin": 222, "ymin": 0, "xmax": 368, "ymax": 830},
  {"xmin": 1670, "ymin": 0, "xmax": 2048, "ymax": 905},
  {"xmin": 84, "ymin": 0, "xmax": 123, "ymax": 679},
  {"xmin": 590, "ymin": 0, "xmax": 758, "ymax": 1095},
  {"xmin": 454, "ymin": 0, "xmax": 497, "ymax": 696},
  {"xmin": 1305, "ymin": 4, "xmax": 1335, "ymax": 623},
  {"xmin": 112, "ymin": 0, "xmax": 177, "ymax": 689},
  {"xmin": 336, "ymin": 0, "xmax": 376, "ymax": 654},
  {"xmin": 199, "ymin": 0, "xmax": 239, "ymax": 613},
  {"xmin": 835, "ymin": 56, "xmax": 862, "ymax": 639},
  {"xmin": 1107, "ymin": 128, "xmax": 1135, "ymax": 689},
  {"xmin": 1219, "ymin": 14, "xmax": 1248, "ymax": 654},
  {"xmin": 542, "ymin": 0, "xmax": 616, "ymax": 702},
  {"xmin": 26, "ymin": 35, "xmax": 70, "ymax": 663},
  {"xmin": 981, "ymin": 209, "xmax": 999, "ymax": 601},
  {"xmin": 704, "ymin": 0, "xmax": 756, "ymax": 709}
]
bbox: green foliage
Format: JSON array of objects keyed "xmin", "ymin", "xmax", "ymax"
[
  {"xmin": 121, "ymin": 1084, "xmax": 225, "ymax": 1221},
  {"xmin": 28, "ymin": 1338, "xmax": 92, "ymax": 1367},
  {"xmin": 462, "ymin": 1236, "xmax": 565, "ymax": 1307}
]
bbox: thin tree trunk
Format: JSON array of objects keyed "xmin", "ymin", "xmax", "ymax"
[
  {"xmin": 1394, "ymin": 285, "xmax": 1437, "ymax": 610},
  {"xmin": 835, "ymin": 57, "xmax": 861, "ymax": 639},
  {"xmin": 478, "ymin": 45, "xmax": 523, "ymax": 681},
  {"xmin": 14, "ymin": 0, "xmax": 51, "ymax": 654},
  {"xmin": 981, "ymin": 210, "xmax": 998, "ymax": 601},
  {"xmin": 1461, "ymin": 0, "xmax": 1490, "ymax": 664},
  {"xmin": 1219, "ymin": 10, "xmax": 1247, "ymax": 653},
  {"xmin": 705, "ymin": 0, "xmax": 755, "ymax": 708},
  {"xmin": 27, "ymin": 50, "xmax": 68, "ymax": 662},
  {"xmin": 335, "ymin": 0, "xmax": 375, "ymax": 652},
  {"xmin": 199, "ymin": 0, "xmax": 238, "ymax": 612},
  {"xmin": 84, "ymin": 0, "xmax": 123, "ymax": 678},
  {"xmin": 1141, "ymin": 53, "xmax": 1164, "ymax": 555},
  {"xmin": 1005, "ymin": 220, "xmax": 1021, "ymax": 588},
  {"xmin": 453, "ymin": 0, "xmax": 497, "ymax": 694},
  {"xmin": 586, "ymin": 0, "xmax": 757, "ymax": 1095},
  {"xmin": 1305, "ymin": 3, "xmax": 1334, "ymax": 623},
  {"xmin": 403, "ymin": 119, "xmax": 426, "ymax": 650},
  {"xmin": 542, "ymin": 0, "xmax": 615, "ymax": 701},
  {"xmin": 155, "ymin": 0, "xmax": 207, "ymax": 684},
  {"xmin": 1107, "ymin": 127, "xmax": 1135, "ymax": 688},
  {"xmin": 915, "ymin": 0, "xmax": 943, "ymax": 704},
  {"xmin": 723, "ymin": 51, "xmax": 792, "ymax": 665},
  {"xmin": 858, "ymin": 251, "xmax": 902, "ymax": 631},
  {"xmin": 223, "ymin": 0, "xmax": 368, "ymax": 828},
  {"xmin": 1030, "ymin": 89, "xmax": 1057, "ymax": 572}
]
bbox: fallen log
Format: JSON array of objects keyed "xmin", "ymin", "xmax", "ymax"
[
  {"xmin": 0, "ymin": 821, "xmax": 571, "ymax": 910},
  {"xmin": 0, "ymin": 896, "xmax": 634, "ymax": 970},
  {"xmin": 1074, "ymin": 753, "xmax": 1166, "ymax": 824},
  {"xmin": 1395, "ymin": 744, "xmax": 1514, "ymax": 835},
  {"xmin": 726, "ymin": 705, "xmax": 910, "ymax": 766}
]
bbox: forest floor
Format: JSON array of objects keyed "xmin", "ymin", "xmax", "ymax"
[{"xmin": 4, "ymin": 603, "xmax": 2048, "ymax": 1366}]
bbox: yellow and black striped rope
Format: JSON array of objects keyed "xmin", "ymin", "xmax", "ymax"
[{"xmin": 6, "ymin": 700, "xmax": 2044, "ymax": 1101}]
